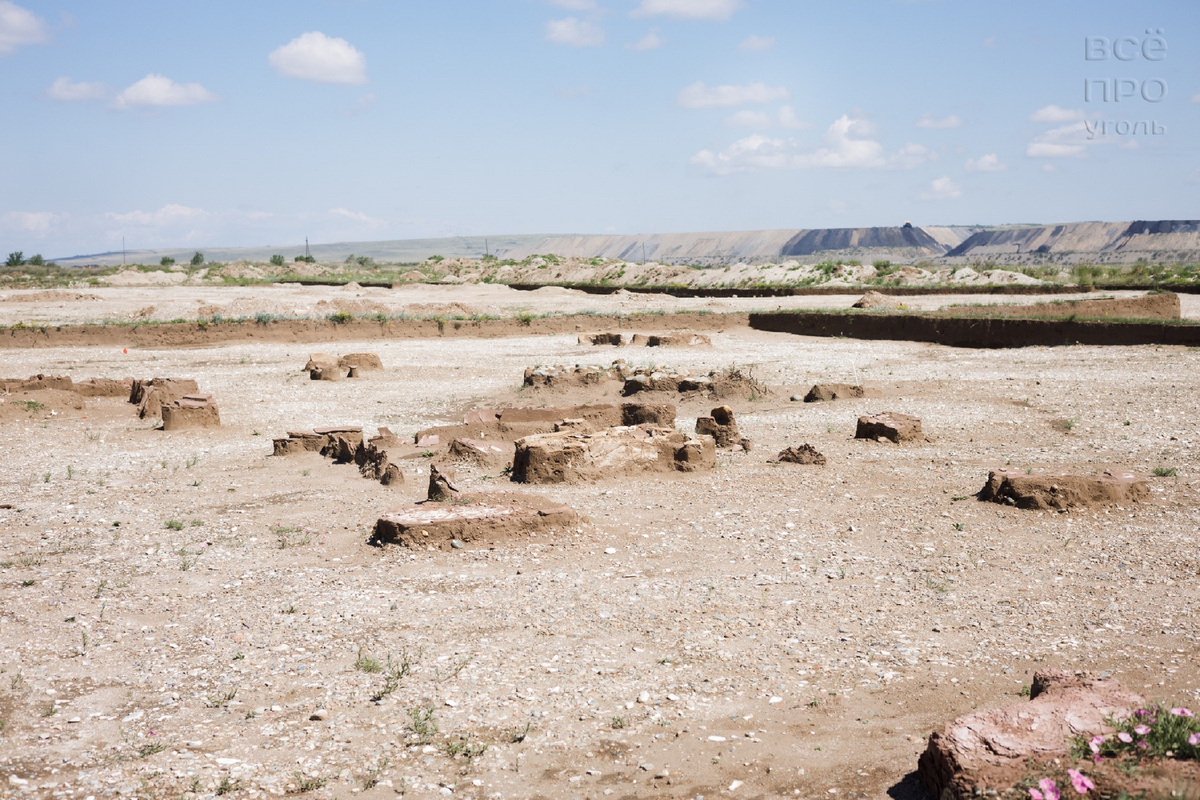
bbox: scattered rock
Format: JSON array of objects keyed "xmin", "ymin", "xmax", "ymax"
[
  {"xmin": 512, "ymin": 426, "xmax": 715, "ymax": 483},
  {"xmin": 917, "ymin": 669, "xmax": 1144, "ymax": 800},
  {"xmin": 855, "ymin": 412, "xmax": 924, "ymax": 444},
  {"xmin": 804, "ymin": 384, "xmax": 865, "ymax": 402},
  {"xmin": 773, "ymin": 444, "xmax": 827, "ymax": 465},
  {"xmin": 979, "ymin": 468, "xmax": 1150, "ymax": 511}
]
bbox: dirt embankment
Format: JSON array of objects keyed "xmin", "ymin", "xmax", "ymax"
[
  {"xmin": 0, "ymin": 312, "xmax": 748, "ymax": 350},
  {"xmin": 939, "ymin": 291, "xmax": 1181, "ymax": 320}
]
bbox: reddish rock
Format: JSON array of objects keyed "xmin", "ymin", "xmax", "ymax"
[
  {"xmin": 855, "ymin": 412, "xmax": 924, "ymax": 443},
  {"xmin": 918, "ymin": 670, "xmax": 1144, "ymax": 800},
  {"xmin": 980, "ymin": 468, "xmax": 1150, "ymax": 511}
]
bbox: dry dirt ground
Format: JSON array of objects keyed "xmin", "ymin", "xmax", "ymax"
[{"xmin": 0, "ymin": 286, "xmax": 1198, "ymax": 800}]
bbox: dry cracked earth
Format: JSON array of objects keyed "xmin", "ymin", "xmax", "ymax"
[{"xmin": 0, "ymin": 286, "xmax": 1197, "ymax": 800}]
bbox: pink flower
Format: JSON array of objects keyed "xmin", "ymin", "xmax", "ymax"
[
  {"xmin": 1068, "ymin": 770, "xmax": 1095, "ymax": 794},
  {"xmin": 1088, "ymin": 735, "xmax": 1105, "ymax": 753},
  {"xmin": 1039, "ymin": 778, "xmax": 1062, "ymax": 800},
  {"xmin": 1137, "ymin": 740, "xmax": 1149, "ymax": 750},
  {"xmin": 1134, "ymin": 725, "xmax": 1151, "ymax": 735},
  {"xmin": 1190, "ymin": 732, "xmax": 1200, "ymax": 746},
  {"xmin": 1170, "ymin": 707, "xmax": 1194, "ymax": 718},
  {"xmin": 1030, "ymin": 790, "xmax": 1044, "ymax": 800},
  {"xmin": 1117, "ymin": 731, "xmax": 1132, "ymax": 743}
]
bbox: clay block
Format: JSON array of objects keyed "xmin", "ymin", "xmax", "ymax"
[
  {"xmin": 695, "ymin": 405, "xmax": 740, "ymax": 448},
  {"xmin": 855, "ymin": 412, "xmax": 923, "ymax": 443},
  {"xmin": 449, "ymin": 438, "xmax": 509, "ymax": 465},
  {"xmin": 629, "ymin": 333, "xmax": 711, "ymax": 347},
  {"xmin": 804, "ymin": 384, "xmax": 865, "ymax": 402},
  {"xmin": 512, "ymin": 425, "xmax": 715, "ymax": 484},
  {"xmin": 131, "ymin": 378, "xmax": 201, "ymax": 419},
  {"xmin": 74, "ymin": 378, "xmax": 132, "ymax": 397},
  {"xmin": 339, "ymin": 353, "xmax": 383, "ymax": 371},
  {"xmin": 979, "ymin": 468, "xmax": 1149, "ymax": 511},
  {"xmin": 372, "ymin": 493, "xmax": 579, "ymax": 549},
  {"xmin": 580, "ymin": 332, "xmax": 626, "ymax": 346},
  {"xmin": 621, "ymin": 403, "xmax": 676, "ymax": 427},
  {"xmin": 161, "ymin": 395, "xmax": 220, "ymax": 431}
]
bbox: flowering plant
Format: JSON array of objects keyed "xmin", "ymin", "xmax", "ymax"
[{"xmin": 1073, "ymin": 703, "xmax": 1200, "ymax": 763}]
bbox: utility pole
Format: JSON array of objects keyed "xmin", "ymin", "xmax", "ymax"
[{"xmin": 305, "ymin": 237, "xmax": 310, "ymax": 261}]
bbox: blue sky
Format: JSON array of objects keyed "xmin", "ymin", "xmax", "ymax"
[{"xmin": 2, "ymin": 0, "xmax": 1198, "ymax": 258}]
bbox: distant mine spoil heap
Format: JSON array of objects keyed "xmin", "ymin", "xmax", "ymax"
[
  {"xmin": 512, "ymin": 425, "xmax": 716, "ymax": 484},
  {"xmin": 979, "ymin": 468, "xmax": 1150, "ymax": 511}
]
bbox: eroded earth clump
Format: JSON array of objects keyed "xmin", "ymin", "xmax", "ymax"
[
  {"xmin": 304, "ymin": 352, "xmax": 383, "ymax": 380},
  {"xmin": 695, "ymin": 405, "xmax": 751, "ymax": 450},
  {"xmin": 804, "ymin": 383, "xmax": 866, "ymax": 402},
  {"xmin": 371, "ymin": 493, "xmax": 579, "ymax": 550},
  {"xmin": 979, "ymin": 468, "xmax": 1150, "ymax": 511},
  {"xmin": 772, "ymin": 443, "xmax": 827, "ymax": 465},
  {"xmin": 129, "ymin": 377, "xmax": 200, "ymax": 419},
  {"xmin": 273, "ymin": 426, "xmax": 406, "ymax": 487},
  {"xmin": 580, "ymin": 331, "xmax": 711, "ymax": 347}
]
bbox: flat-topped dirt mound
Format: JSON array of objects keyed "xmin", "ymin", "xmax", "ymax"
[
  {"xmin": 371, "ymin": 492, "xmax": 579, "ymax": 549},
  {"xmin": 940, "ymin": 291, "xmax": 1181, "ymax": 320},
  {"xmin": 980, "ymin": 468, "xmax": 1151, "ymax": 510}
]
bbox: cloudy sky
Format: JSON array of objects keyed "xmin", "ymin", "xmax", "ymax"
[{"xmin": 2, "ymin": 0, "xmax": 1198, "ymax": 257}]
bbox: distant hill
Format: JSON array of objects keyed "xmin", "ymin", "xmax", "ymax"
[{"xmin": 53, "ymin": 221, "xmax": 1200, "ymax": 268}]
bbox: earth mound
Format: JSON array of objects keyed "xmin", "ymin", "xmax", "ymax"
[{"xmin": 979, "ymin": 468, "xmax": 1150, "ymax": 511}]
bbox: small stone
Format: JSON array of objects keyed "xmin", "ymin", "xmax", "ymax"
[
  {"xmin": 309, "ymin": 709, "xmax": 328, "ymax": 721},
  {"xmin": 604, "ymin": 547, "xmax": 617, "ymax": 555},
  {"xmin": 450, "ymin": 539, "xmax": 465, "ymax": 549},
  {"xmin": 637, "ymin": 691, "xmax": 651, "ymax": 704},
  {"xmin": 729, "ymin": 780, "xmax": 743, "ymax": 791}
]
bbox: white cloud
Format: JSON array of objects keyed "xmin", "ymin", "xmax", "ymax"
[
  {"xmin": 724, "ymin": 105, "xmax": 810, "ymax": 130},
  {"xmin": 692, "ymin": 114, "xmax": 932, "ymax": 174},
  {"xmin": 0, "ymin": 1, "xmax": 46, "ymax": 56},
  {"xmin": 724, "ymin": 109, "xmax": 772, "ymax": 127},
  {"xmin": 964, "ymin": 153, "xmax": 1006, "ymax": 172},
  {"xmin": 916, "ymin": 113, "xmax": 962, "ymax": 129},
  {"xmin": 544, "ymin": 17, "xmax": 605, "ymax": 47},
  {"xmin": 113, "ymin": 75, "xmax": 219, "ymax": 109},
  {"xmin": 1030, "ymin": 104, "xmax": 1083, "ymax": 123},
  {"xmin": 920, "ymin": 177, "xmax": 962, "ymax": 201},
  {"xmin": 7, "ymin": 211, "xmax": 59, "ymax": 234},
  {"xmin": 548, "ymin": 0, "xmax": 598, "ymax": 9},
  {"xmin": 329, "ymin": 207, "xmax": 384, "ymax": 226},
  {"xmin": 342, "ymin": 92, "xmax": 376, "ymax": 116},
  {"xmin": 47, "ymin": 77, "xmax": 108, "ymax": 101},
  {"xmin": 738, "ymin": 34, "xmax": 774, "ymax": 52},
  {"xmin": 678, "ymin": 81, "xmax": 789, "ymax": 109},
  {"xmin": 1026, "ymin": 122, "xmax": 1089, "ymax": 158},
  {"xmin": 627, "ymin": 30, "xmax": 664, "ymax": 51},
  {"xmin": 269, "ymin": 32, "xmax": 368, "ymax": 84},
  {"xmin": 632, "ymin": 0, "xmax": 743, "ymax": 20},
  {"xmin": 106, "ymin": 204, "xmax": 207, "ymax": 226}
]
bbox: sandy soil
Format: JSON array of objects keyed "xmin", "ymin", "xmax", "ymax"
[
  {"xmin": 0, "ymin": 284, "xmax": 1195, "ymax": 328},
  {"xmin": 0, "ymin": 287, "xmax": 1197, "ymax": 800}
]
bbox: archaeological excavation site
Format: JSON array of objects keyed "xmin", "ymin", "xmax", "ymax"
[{"xmin": 0, "ymin": 281, "xmax": 1197, "ymax": 799}]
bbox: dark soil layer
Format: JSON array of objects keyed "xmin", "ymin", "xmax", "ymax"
[{"xmin": 750, "ymin": 310, "xmax": 1200, "ymax": 348}]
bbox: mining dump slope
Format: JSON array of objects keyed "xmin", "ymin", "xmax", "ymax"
[{"xmin": 55, "ymin": 220, "xmax": 1200, "ymax": 268}]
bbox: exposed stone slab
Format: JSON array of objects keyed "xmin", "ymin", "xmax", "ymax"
[
  {"xmin": 372, "ymin": 493, "xmax": 579, "ymax": 549},
  {"xmin": 979, "ymin": 468, "xmax": 1150, "ymax": 511},
  {"xmin": 512, "ymin": 425, "xmax": 715, "ymax": 484}
]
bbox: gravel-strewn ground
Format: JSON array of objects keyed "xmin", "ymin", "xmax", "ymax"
[{"xmin": 0, "ymin": 304, "xmax": 1197, "ymax": 799}]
